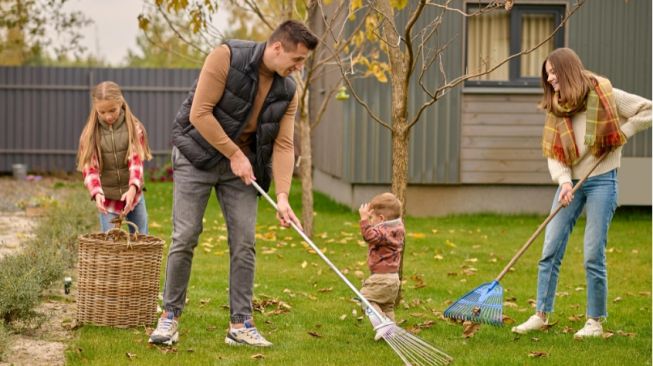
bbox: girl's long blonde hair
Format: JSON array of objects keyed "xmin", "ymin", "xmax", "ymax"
[
  {"xmin": 539, "ymin": 48, "xmax": 593, "ymax": 113},
  {"xmin": 76, "ymin": 81, "xmax": 152, "ymax": 172}
]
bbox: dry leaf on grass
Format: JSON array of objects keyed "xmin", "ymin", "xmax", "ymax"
[
  {"xmin": 561, "ymin": 326, "xmax": 574, "ymax": 334},
  {"xmin": 251, "ymin": 353, "xmax": 265, "ymax": 359},
  {"xmin": 528, "ymin": 351, "xmax": 548, "ymax": 358},
  {"xmin": 613, "ymin": 296, "xmax": 623, "ymax": 303},
  {"xmin": 502, "ymin": 314, "xmax": 515, "ymax": 325},
  {"xmin": 126, "ymin": 352, "xmax": 137, "ymax": 360},
  {"xmin": 602, "ymin": 331, "xmax": 614, "ymax": 339},
  {"xmin": 541, "ymin": 320, "xmax": 558, "ymax": 331},
  {"xmin": 617, "ymin": 330, "xmax": 636, "ymax": 337},
  {"xmin": 462, "ymin": 321, "xmax": 481, "ymax": 338},
  {"xmin": 416, "ymin": 320, "xmax": 435, "ymax": 329},
  {"xmin": 308, "ymin": 331, "xmax": 322, "ymax": 338},
  {"xmin": 568, "ymin": 314, "xmax": 583, "ymax": 322}
]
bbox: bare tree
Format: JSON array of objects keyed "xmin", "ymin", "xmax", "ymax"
[
  {"xmin": 319, "ymin": 0, "xmax": 585, "ymax": 213},
  {"xmin": 143, "ymin": 0, "xmax": 371, "ymax": 237},
  {"xmin": 316, "ymin": 0, "xmax": 586, "ymax": 293}
]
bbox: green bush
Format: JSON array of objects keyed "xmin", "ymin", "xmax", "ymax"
[
  {"xmin": 0, "ymin": 321, "xmax": 7, "ymax": 360},
  {"xmin": 0, "ymin": 185, "xmax": 94, "ymax": 327},
  {"xmin": 0, "ymin": 253, "xmax": 41, "ymax": 323}
]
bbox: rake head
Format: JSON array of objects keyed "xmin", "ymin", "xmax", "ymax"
[
  {"xmin": 443, "ymin": 280, "xmax": 503, "ymax": 326},
  {"xmin": 376, "ymin": 322, "xmax": 453, "ymax": 366}
]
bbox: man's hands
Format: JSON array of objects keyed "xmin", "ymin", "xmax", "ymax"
[
  {"xmin": 230, "ymin": 150, "xmax": 256, "ymax": 185},
  {"xmin": 276, "ymin": 193, "xmax": 302, "ymax": 230},
  {"xmin": 558, "ymin": 182, "xmax": 574, "ymax": 207},
  {"xmin": 229, "ymin": 149, "xmax": 301, "ymax": 230}
]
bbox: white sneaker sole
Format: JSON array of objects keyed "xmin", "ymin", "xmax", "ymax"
[
  {"xmin": 149, "ymin": 332, "xmax": 179, "ymax": 346},
  {"xmin": 574, "ymin": 332, "xmax": 602, "ymax": 339},
  {"xmin": 224, "ymin": 335, "xmax": 272, "ymax": 347}
]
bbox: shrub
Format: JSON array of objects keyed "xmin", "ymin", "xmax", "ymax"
[
  {"xmin": 0, "ymin": 253, "xmax": 41, "ymax": 323},
  {"xmin": 0, "ymin": 322, "xmax": 7, "ymax": 360}
]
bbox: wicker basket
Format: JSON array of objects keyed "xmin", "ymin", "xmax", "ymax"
[{"xmin": 76, "ymin": 222, "xmax": 164, "ymax": 328}]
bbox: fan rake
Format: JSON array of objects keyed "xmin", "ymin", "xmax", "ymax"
[
  {"xmin": 444, "ymin": 153, "xmax": 607, "ymax": 326},
  {"xmin": 252, "ymin": 182, "xmax": 453, "ymax": 366}
]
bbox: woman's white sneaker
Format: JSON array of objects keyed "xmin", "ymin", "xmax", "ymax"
[
  {"xmin": 573, "ymin": 319, "xmax": 603, "ymax": 339},
  {"xmin": 511, "ymin": 315, "xmax": 547, "ymax": 334}
]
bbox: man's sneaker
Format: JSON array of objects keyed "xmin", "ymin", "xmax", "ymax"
[
  {"xmin": 511, "ymin": 315, "xmax": 547, "ymax": 334},
  {"xmin": 225, "ymin": 320, "xmax": 272, "ymax": 347},
  {"xmin": 148, "ymin": 312, "xmax": 179, "ymax": 345},
  {"xmin": 574, "ymin": 319, "xmax": 603, "ymax": 339}
]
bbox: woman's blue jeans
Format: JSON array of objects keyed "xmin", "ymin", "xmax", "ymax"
[
  {"xmin": 536, "ymin": 169, "xmax": 617, "ymax": 318},
  {"xmin": 98, "ymin": 195, "xmax": 148, "ymax": 234}
]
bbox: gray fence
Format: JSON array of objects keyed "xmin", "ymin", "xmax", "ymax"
[{"xmin": 0, "ymin": 67, "xmax": 200, "ymax": 174}]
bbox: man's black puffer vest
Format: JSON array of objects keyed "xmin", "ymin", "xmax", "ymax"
[{"xmin": 171, "ymin": 40, "xmax": 296, "ymax": 192}]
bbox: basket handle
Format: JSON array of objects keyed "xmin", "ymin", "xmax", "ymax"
[{"xmin": 105, "ymin": 219, "xmax": 140, "ymax": 248}]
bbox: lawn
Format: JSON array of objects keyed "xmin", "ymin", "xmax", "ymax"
[{"xmin": 66, "ymin": 181, "xmax": 652, "ymax": 366}]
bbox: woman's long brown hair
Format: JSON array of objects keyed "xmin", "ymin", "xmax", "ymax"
[
  {"xmin": 76, "ymin": 81, "xmax": 152, "ymax": 172},
  {"xmin": 539, "ymin": 48, "xmax": 593, "ymax": 113}
]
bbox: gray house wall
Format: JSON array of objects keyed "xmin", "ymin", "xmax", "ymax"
[
  {"xmin": 0, "ymin": 67, "xmax": 199, "ymax": 173},
  {"xmin": 312, "ymin": 0, "xmax": 651, "ymax": 215}
]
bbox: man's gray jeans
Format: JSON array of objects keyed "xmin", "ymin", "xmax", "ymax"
[{"xmin": 163, "ymin": 146, "xmax": 258, "ymax": 324}]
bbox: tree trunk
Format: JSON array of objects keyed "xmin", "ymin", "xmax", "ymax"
[
  {"xmin": 391, "ymin": 124, "xmax": 409, "ymax": 215},
  {"xmin": 299, "ymin": 107, "xmax": 313, "ymax": 238},
  {"xmin": 391, "ymin": 121, "xmax": 409, "ymax": 305}
]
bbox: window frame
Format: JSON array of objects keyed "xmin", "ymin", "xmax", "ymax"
[{"xmin": 465, "ymin": 3, "xmax": 566, "ymax": 88}]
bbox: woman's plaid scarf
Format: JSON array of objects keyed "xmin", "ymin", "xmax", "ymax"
[{"xmin": 541, "ymin": 74, "xmax": 625, "ymax": 166}]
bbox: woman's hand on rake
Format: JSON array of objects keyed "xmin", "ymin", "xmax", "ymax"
[
  {"xmin": 558, "ymin": 182, "xmax": 574, "ymax": 207},
  {"xmin": 276, "ymin": 193, "xmax": 302, "ymax": 230}
]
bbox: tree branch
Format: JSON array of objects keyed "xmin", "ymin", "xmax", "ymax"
[{"xmin": 408, "ymin": 0, "xmax": 586, "ymax": 129}]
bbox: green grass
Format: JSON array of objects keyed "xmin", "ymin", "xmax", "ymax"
[{"xmin": 66, "ymin": 182, "xmax": 651, "ymax": 365}]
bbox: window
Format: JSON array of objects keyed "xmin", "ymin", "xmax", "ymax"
[{"xmin": 465, "ymin": 4, "xmax": 565, "ymax": 87}]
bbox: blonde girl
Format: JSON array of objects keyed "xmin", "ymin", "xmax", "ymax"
[{"xmin": 77, "ymin": 81, "xmax": 152, "ymax": 233}]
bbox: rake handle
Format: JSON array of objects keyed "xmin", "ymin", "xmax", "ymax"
[
  {"xmin": 495, "ymin": 152, "xmax": 608, "ymax": 281},
  {"xmin": 251, "ymin": 181, "xmax": 386, "ymax": 321}
]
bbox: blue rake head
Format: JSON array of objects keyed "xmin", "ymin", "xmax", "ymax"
[{"xmin": 444, "ymin": 280, "xmax": 504, "ymax": 326}]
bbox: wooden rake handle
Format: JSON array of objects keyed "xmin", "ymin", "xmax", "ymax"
[{"xmin": 495, "ymin": 152, "xmax": 609, "ymax": 281}]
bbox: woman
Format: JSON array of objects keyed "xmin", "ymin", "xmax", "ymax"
[{"xmin": 512, "ymin": 48, "xmax": 651, "ymax": 338}]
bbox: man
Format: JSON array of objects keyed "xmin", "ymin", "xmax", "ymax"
[{"xmin": 149, "ymin": 20, "xmax": 318, "ymax": 347}]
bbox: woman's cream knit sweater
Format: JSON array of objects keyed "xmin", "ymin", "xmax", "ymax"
[{"xmin": 548, "ymin": 88, "xmax": 652, "ymax": 185}]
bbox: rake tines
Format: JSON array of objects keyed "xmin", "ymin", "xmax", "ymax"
[
  {"xmin": 443, "ymin": 155, "xmax": 608, "ymax": 327},
  {"xmin": 444, "ymin": 280, "xmax": 503, "ymax": 326},
  {"xmin": 380, "ymin": 325, "xmax": 453, "ymax": 366},
  {"xmin": 251, "ymin": 181, "xmax": 453, "ymax": 366}
]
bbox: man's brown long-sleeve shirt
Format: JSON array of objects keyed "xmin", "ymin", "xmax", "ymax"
[{"xmin": 189, "ymin": 44, "xmax": 296, "ymax": 195}]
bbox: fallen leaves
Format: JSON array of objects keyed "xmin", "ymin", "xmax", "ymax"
[
  {"xmin": 252, "ymin": 297, "xmax": 292, "ymax": 316},
  {"xmin": 462, "ymin": 321, "xmax": 481, "ymax": 338},
  {"xmin": 528, "ymin": 351, "xmax": 548, "ymax": 358},
  {"xmin": 409, "ymin": 274, "xmax": 426, "ymax": 289}
]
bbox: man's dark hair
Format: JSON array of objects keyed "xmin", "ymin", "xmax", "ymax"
[{"xmin": 269, "ymin": 20, "xmax": 318, "ymax": 51}]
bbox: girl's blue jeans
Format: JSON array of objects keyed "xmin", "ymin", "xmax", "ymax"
[
  {"xmin": 98, "ymin": 195, "xmax": 148, "ymax": 234},
  {"xmin": 536, "ymin": 169, "xmax": 617, "ymax": 318}
]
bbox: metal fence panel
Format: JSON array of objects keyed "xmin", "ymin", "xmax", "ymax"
[{"xmin": 0, "ymin": 67, "xmax": 199, "ymax": 174}]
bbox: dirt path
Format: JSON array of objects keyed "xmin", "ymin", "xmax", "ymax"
[{"xmin": 0, "ymin": 177, "xmax": 78, "ymax": 366}]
